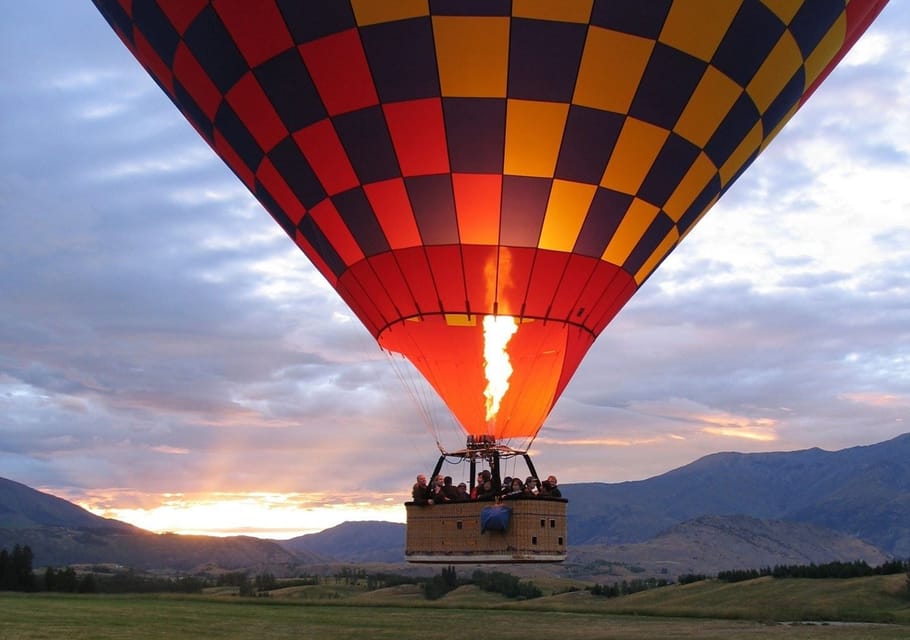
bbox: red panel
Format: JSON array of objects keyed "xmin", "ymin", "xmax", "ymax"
[
  {"xmin": 308, "ymin": 199, "xmax": 364, "ymax": 267},
  {"xmin": 369, "ymin": 252, "xmax": 419, "ymax": 319},
  {"xmin": 173, "ymin": 43, "xmax": 222, "ymax": 120},
  {"xmin": 549, "ymin": 254, "xmax": 598, "ymax": 321},
  {"xmin": 294, "ymin": 228, "xmax": 337, "ymax": 287},
  {"xmin": 495, "ymin": 246, "xmax": 535, "ymax": 318},
  {"xmin": 590, "ymin": 273, "xmax": 638, "ymax": 335},
  {"xmin": 425, "ymin": 245, "xmax": 467, "ymax": 314},
  {"xmin": 214, "ymin": 0, "xmax": 294, "ymax": 67},
  {"xmin": 346, "ymin": 260, "xmax": 398, "ymax": 329},
  {"xmin": 226, "ymin": 73, "xmax": 288, "ymax": 153},
  {"xmin": 523, "ymin": 250, "xmax": 571, "ymax": 320},
  {"xmin": 383, "ymin": 98, "xmax": 449, "ymax": 176},
  {"xmin": 554, "ymin": 326, "xmax": 596, "ymax": 400},
  {"xmin": 256, "ymin": 158, "xmax": 306, "ymax": 225},
  {"xmin": 214, "ymin": 130, "xmax": 255, "ymax": 189},
  {"xmin": 802, "ymin": 0, "xmax": 890, "ymax": 105},
  {"xmin": 293, "ymin": 120, "xmax": 359, "ymax": 195},
  {"xmin": 574, "ymin": 260, "xmax": 625, "ymax": 333},
  {"xmin": 363, "ymin": 179, "xmax": 422, "ymax": 249},
  {"xmin": 158, "ymin": 0, "xmax": 207, "ymax": 34},
  {"xmin": 336, "ymin": 271, "xmax": 384, "ymax": 336},
  {"xmin": 461, "ymin": 245, "xmax": 499, "ymax": 315},
  {"xmin": 453, "ymin": 174, "xmax": 502, "ymax": 245},
  {"xmin": 133, "ymin": 31, "xmax": 174, "ymax": 95},
  {"xmin": 394, "ymin": 247, "xmax": 440, "ymax": 314},
  {"xmin": 299, "ymin": 29, "xmax": 379, "ymax": 116}
]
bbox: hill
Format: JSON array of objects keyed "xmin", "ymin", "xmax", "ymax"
[
  {"xmin": 280, "ymin": 520, "xmax": 406, "ymax": 563},
  {"xmin": 564, "ymin": 433, "xmax": 910, "ymax": 556},
  {"xmin": 0, "ymin": 477, "xmax": 309, "ymax": 572}
]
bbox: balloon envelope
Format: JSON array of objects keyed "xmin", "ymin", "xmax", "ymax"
[{"xmin": 92, "ymin": 0, "xmax": 887, "ymax": 442}]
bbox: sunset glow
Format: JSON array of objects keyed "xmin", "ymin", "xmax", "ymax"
[
  {"xmin": 75, "ymin": 492, "xmax": 407, "ymax": 539},
  {"xmin": 482, "ymin": 315, "xmax": 519, "ymax": 421}
]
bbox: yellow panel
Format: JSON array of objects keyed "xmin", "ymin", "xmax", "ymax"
[
  {"xmin": 674, "ymin": 66, "xmax": 743, "ymax": 147},
  {"xmin": 351, "ymin": 0, "xmax": 428, "ymax": 26},
  {"xmin": 659, "ymin": 0, "xmax": 741, "ymax": 62},
  {"xmin": 746, "ymin": 33, "xmax": 803, "ymax": 113},
  {"xmin": 434, "ymin": 17, "xmax": 509, "ymax": 97},
  {"xmin": 761, "ymin": 0, "xmax": 801, "ymax": 25},
  {"xmin": 719, "ymin": 122, "xmax": 763, "ymax": 186},
  {"xmin": 573, "ymin": 27, "xmax": 654, "ymax": 113},
  {"xmin": 445, "ymin": 314, "xmax": 476, "ymax": 327},
  {"xmin": 804, "ymin": 13, "xmax": 846, "ymax": 90},
  {"xmin": 513, "ymin": 0, "xmax": 592, "ymax": 23},
  {"xmin": 663, "ymin": 152, "xmax": 718, "ymax": 222},
  {"xmin": 504, "ymin": 99, "xmax": 569, "ymax": 177},
  {"xmin": 600, "ymin": 117, "xmax": 669, "ymax": 195},
  {"xmin": 538, "ymin": 180, "xmax": 597, "ymax": 252},
  {"xmin": 601, "ymin": 198, "xmax": 660, "ymax": 266},
  {"xmin": 635, "ymin": 227, "xmax": 680, "ymax": 284}
]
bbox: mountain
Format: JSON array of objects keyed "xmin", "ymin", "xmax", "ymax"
[
  {"xmin": 280, "ymin": 521, "xmax": 406, "ymax": 563},
  {"xmin": 564, "ymin": 433, "xmax": 910, "ymax": 556},
  {"xmin": 0, "ymin": 478, "xmax": 307, "ymax": 572}
]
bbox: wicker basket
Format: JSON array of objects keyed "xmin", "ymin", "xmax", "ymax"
[{"xmin": 405, "ymin": 497, "xmax": 567, "ymax": 563}]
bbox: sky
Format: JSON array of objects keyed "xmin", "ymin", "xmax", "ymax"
[{"xmin": 1, "ymin": 2, "xmax": 908, "ymax": 539}]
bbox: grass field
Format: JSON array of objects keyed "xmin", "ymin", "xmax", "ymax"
[{"xmin": 2, "ymin": 574, "xmax": 910, "ymax": 639}]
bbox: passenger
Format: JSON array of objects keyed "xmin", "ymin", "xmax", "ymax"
[
  {"xmin": 525, "ymin": 476, "xmax": 540, "ymax": 496},
  {"xmin": 440, "ymin": 475, "xmax": 459, "ymax": 503},
  {"xmin": 540, "ymin": 474, "xmax": 562, "ymax": 498},
  {"xmin": 475, "ymin": 479, "xmax": 497, "ymax": 501},
  {"xmin": 431, "ymin": 474, "xmax": 446, "ymax": 502},
  {"xmin": 470, "ymin": 472, "xmax": 484, "ymax": 500},
  {"xmin": 455, "ymin": 482, "xmax": 470, "ymax": 502},
  {"xmin": 503, "ymin": 477, "xmax": 524, "ymax": 498},
  {"xmin": 411, "ymin": 474, "xmax": 433, "ymax": 505},
  {"xmin": 500, "ymin": 476, "xmax": 513, "ymax": 497}
]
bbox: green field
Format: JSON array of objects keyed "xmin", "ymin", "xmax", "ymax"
[{"xmin": 3, "ymin": 574, "xmax": 910, "ymax": 639}]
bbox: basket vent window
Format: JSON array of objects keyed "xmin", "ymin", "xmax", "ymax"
[
  {"xmin": 558, "ymin": 537, "xmax": 564, "ymax": 546},
  {"xmin": 531, "ymin": 536, "xmax": 538, "ymax": 545},
  {"xmin": 550, "ymin": 519, "xmax": 556, "ymax": 528},
  {"xmin": 540, "ymin": 519, "xmax": 546, "ymax": 527},
  {"xmin": 456, "ymin": 521, "xmax": 463, "ymax": 530}
]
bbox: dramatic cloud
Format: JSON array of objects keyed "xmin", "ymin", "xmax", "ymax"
[{"xmin": 1, "ymin": 3, "xmax": 907, "ymax": 534}]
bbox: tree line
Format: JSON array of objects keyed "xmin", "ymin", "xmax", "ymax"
[{"xmin": 716, "ymin": 559, "xmax": 908, "ymax": 583}]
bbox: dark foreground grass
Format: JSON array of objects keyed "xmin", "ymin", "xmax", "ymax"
[{"xmin": 2, "ymin": 592, "xmax": 909, "ymax": 640}]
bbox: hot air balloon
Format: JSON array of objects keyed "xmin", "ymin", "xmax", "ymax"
[{"xmin": 92, "ymin": 0, "xmax": 888, "ymax": 562}]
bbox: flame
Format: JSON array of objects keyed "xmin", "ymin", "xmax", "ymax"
[{"xmin": 482, "ymin": 315, "xmax": 519, "ymax": 422}]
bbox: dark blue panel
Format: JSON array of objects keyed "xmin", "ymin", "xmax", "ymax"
[
  {"xmin": 429, "ymin": 0, "xmax": 510, "ymax": 16},
  {"xmin": 332, "ymin": 188, "xmax": 391, "ymax": 257},
  {"xmin": 92, "ymin": 0, "xmax": 134, "ymax": 45},
  {"xmin": 624, "ymin": 212, "xmax": 675, "ymax": 275},
  {"xmin": 334, "ymin": 106, "xmax": 400, "ymax": 184},
  {"xmin": 712, "ymin": 0, "xmax": 786, "ymax": 87},
  {"xmin": 255, "ymin": 181, "xmax": 296, "ymax": 239},
  {"xmin": 406, "ymin": 175, "xmax": 458, "ymax": 245},
  {"xmin": 214, "ymin": 102, "xmax": 264, "ymax": 173},
  {"xmin": 277, "ymin": 1, "xmax": 356, "ymax": 43},
  {"xmin": 360, "ymin": 17, "xmax": 439, "ymax": 103},
  {"xmin": 789, "ymin": 0, "xmax": 846, "ymax": 58},
  {"xmin": 573, "ymin": 188, "xmax": 633, "ymax": 258},
  {"xmin": 183, "ymin": 6, "xmax": 249, "ymax": 94},
  {"xmin": 761, "ymin": 68, "xmax": 804, "ymax": 137},
  {"xmin": 444, "ymin": 98, "xmax": 506, "ymax": 173},
  {"xmin": 508, "ymin": 18, "xmax": 587, "ymax": 102},
  {"xmin": 299, "ymin": 214, "xmax": 347, "ymax": 278},
  {"xmin": 132, "ymin": 0, "xmax": 180, "ymax": 65},
  {"xmin": 173, "ymin": 80, "xmax": 214, "ymax": 143},
  {"xmin": 555, "ymin": 106, "xmax": 624, "ymax": 183},
  {"xmin": 590, "ymin": 0, "xmax": 671, "ymax": 39},
  {"xmin": 254, "ymin": 48, "xmax": 326, "ymax": 132},
  {"xmin": 630, "ymin": 43, "xmax": 707, "ymax": 130},
  {"xmin": 703, "ymin": 93, "xmax": 760, "ymax": 169},
  {"xmin": 500, "ymin": 176, "xmax": 550, "ymax": 247},
  {"xmin": 638, "ymin": 133, "xmax": 701, "ymax": 207},
  {"xmin": 268, "ymin": 137, "xmax": 326, "ymax": 210},
  {"xmin": 677, "ymin": 174, "xmax": 721, "ymax": 236}
]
